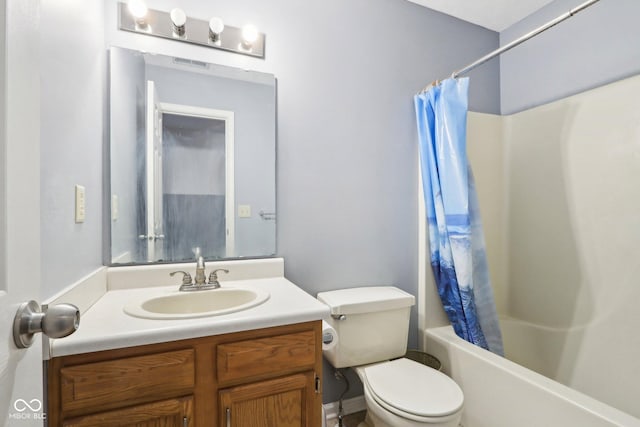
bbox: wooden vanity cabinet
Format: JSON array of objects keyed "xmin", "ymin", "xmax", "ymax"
[{"xmin": 47, "ymin": 321, "xmax": 322, "ymax": 427}]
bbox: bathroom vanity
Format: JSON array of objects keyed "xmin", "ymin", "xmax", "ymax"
[
  {"xmin": 44, "ymin": 259, "xmax": 329, "ymax": 427},
  {"xmin": 47, "ymin": 321, "xmax": 321, "ymax": 426}
]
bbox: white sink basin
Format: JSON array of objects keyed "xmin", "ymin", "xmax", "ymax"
[{"xmin": 124, "ymin": 287, "xmax": 270, "ymax": 320}]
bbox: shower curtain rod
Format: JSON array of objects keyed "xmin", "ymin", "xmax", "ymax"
[{"xmin": 418, "ymin": 0, "xmax": 601, "ymax": 93}]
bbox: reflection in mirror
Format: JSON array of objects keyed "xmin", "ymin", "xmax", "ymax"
[{"xmin": 109, "ymin": 47, "xmax": 276, "ymax": 265}]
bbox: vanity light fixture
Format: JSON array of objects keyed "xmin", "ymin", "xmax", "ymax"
[
  {"xmin": 127, "ymin": 0, "xmax": 148, "ymax": 26},
  {"xmin": 170, "ymin": 8, "xmax": 187, "ymax": 37},
  {"xmin": 241, "ymin": 24, "xmax": 259, "ymax": 50},
  {"xmin": 209, "ymin": 17, "xmax": 225, "ymax": 43},
  {"xmin": 118, "ymin": 2, "xmax": 265, "ymax": 58}
]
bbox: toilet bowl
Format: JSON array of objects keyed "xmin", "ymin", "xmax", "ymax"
[
  {"xmin": 355, "ymin": 358, "xmax": 463, "ymax": 427},
  {"xmin": 317, "ymin": 287, "xmax": 464, "ymax": 427}
]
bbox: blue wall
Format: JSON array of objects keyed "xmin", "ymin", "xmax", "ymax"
[
  {"xmin": 36, "ymin": 0, "xmax": 501, "ymax": 403},
  {"xmin": 104, "ymin": 0, "xmax": 500, "ymax": 402},
  {"xmin": 500, "ymin": 0, "xmax": 640, "ymax": 114},
  {"xmin": 38, "ymin": 0, "xmax": 501, "ymax": 301},
  {"xmin": 40, "ymin": 1, "xmax": 105, "ymax": 296}
]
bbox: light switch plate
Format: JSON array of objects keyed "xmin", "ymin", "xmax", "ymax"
[
  {"xmin": 75, "ymin": 185, "xmax": 86, "ymax": 223},
  {"xmin": 111, "ymin": 194, "xmax": 119, "ymax": 221}
]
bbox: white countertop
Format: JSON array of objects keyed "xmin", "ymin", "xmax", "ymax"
[{"xmin": 49, "ymin": 276, "xmax": 330, "ymax": 358}]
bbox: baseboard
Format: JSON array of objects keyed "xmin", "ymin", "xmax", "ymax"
[{"xmin": 323, "ymin": 395, "xmax": 366, "ymax": 421}]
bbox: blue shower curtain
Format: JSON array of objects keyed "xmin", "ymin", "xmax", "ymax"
[{"xmin": 414, "ymin": 78, "xmax": 503, "ymax": 356}]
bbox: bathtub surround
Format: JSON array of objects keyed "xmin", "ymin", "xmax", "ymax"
[
  {"xmin": 419, "ymin": 0, "xmax": 640, "ymax": 421},
  {"xmin": 503, "ymin": 74, "xmax": 640, "ymax": 417},
  {"xmin": 424, "ymin": 75, "xmax": 640, "ymax": 422}
]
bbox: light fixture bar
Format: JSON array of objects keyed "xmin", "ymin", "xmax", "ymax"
[{"xmin": 118, "ymin": 2, "xmax": 265, "ymax": 59}]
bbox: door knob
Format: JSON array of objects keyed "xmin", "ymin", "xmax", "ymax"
[{"xmin": 13, "ymin": 300, "xmax": 80, "ymax": 349}]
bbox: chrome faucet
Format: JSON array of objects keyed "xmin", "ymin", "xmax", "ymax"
[
  {"xmin": 194, "ymin": 256, "xmax": 207, "ymax": 286},
  {"xmin": 170, "ymin": 256, "xmax": 229, "ymax": 291},
  {"xmin": 170, "ymin": 270, "xmax": 194, "ymax": 291},
  {"xmin": 207, "ymin": 269, "xmax": 229, "ymax": 289}
]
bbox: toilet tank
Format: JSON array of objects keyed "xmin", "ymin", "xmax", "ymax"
[{"xmin": 317, "ymin": 286, "xmax": 415, "ymax": 368}]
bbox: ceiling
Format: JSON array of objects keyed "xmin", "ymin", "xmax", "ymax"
[{"xmin": 407, "ymin": 0, "xmax": 556, "ymax": 32}]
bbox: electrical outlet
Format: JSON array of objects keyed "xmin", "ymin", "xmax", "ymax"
[{"xmin": 238, "ymin": 204, "xmax": 251, "ymax": 218}]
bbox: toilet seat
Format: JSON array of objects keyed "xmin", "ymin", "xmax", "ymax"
[{"xmin": 359, "ymin": 358, "xmax": 464, "ymax": 422}]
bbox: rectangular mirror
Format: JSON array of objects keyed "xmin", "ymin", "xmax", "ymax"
[{"xmin": 109, "ymin": 47, "xmax": 276, "ymax": 265}]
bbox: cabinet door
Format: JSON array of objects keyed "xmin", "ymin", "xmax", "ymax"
[
  {"xmin": 219, "ymin": 372, "xmax": 317, "ymax": 427},
  {"xmin": 62, "ymin": 396, "xmax": 193, "ymax": 427}
]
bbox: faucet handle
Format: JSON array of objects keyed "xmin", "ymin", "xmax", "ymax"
[
  {"xmin": 208, "ymin": 268, "xmax": 229, "ymax": 285},
  {"xmin": 170, "ymin": 270, "xmax": 193, "ymax": 286}
]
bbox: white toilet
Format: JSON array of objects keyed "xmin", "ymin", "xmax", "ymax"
[{"xmin": 318, "ymin": 287, "xmax": 463, "ymax": 427}]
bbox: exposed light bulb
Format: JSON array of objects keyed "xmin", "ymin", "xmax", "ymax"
[
  {"xmin": 241, "ymin": 24, "xmax": 259, "ymax": 47},
  {"xmin": 127, "ymin": 0, "xmax": 148, "ymax": 25},
  {"xmin": 209, "ymin": 17, "xmax": 225, "ymax": 42},
  {"xmin": 170, "ymin": 8, "xmax": 187, "ymax": 36}
]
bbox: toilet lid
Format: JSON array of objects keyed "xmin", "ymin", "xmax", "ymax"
[{"xmin": 363, "ymin": 358, "xmax": 464, "ymax": 418}]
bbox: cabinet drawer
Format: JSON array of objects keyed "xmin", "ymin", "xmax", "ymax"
[
  {"xmin": 217, "ymin": 331, "xmax": 316, "ymax": 384},
  {"xmin": 60, "ymin": 349, "xmax": 195, "ymax": 416}
]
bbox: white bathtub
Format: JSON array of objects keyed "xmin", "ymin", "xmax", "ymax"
[
  {"xmin": 500, "ymin": 316, "xmax": 569, "ymax": 381},
  {"xmin": 424, "ymin": 326, "xmax": 640, "ymax": 427}
]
